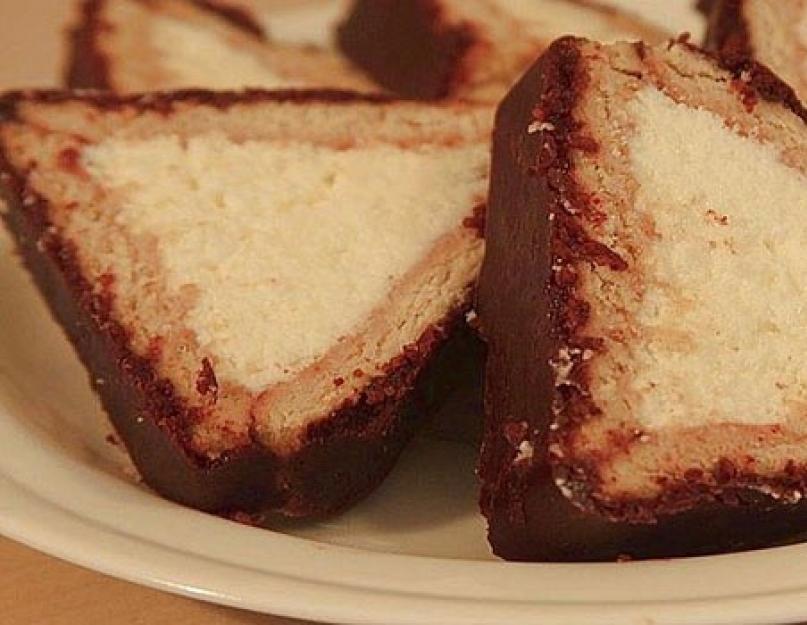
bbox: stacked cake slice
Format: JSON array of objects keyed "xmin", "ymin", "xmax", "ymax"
[
  {"xmin": 0, "ymin": 90, "xmax": 490, "ymax": 515},
  {"xmin": 478, "ymin": 37, "xmax": 807, "ymax": 560}
]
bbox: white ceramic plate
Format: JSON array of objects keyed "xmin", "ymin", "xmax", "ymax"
[{"xmin": 3, "ymin": 2, "xmax": 807, "ymax": 624}]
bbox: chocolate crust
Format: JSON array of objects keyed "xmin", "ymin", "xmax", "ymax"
[
  {"xmin": 65, "ymin": 0, "xmax": 111, "ymax": 89},
  {"xmin": 0, "ymin": 88, "xmax": 468, "ymax": 518},
  {"xmin": 337, "ymin": 0, "xmax": 477, "ymax": 100},
  {"xmin": 64, "ymin": 0, "xmax": 266, "ymax": 90},
  {"xmin": 696, "ymin": 0, "xmax": 719, "ymax": 17},
  {"xmin": 478, "ymin": 37, "xmax": 807, "ymax": 561},
  {"xmin": 703, "ymin": 1, "xmax": 753, "ymax": 68},
  {"xmin": 1, "ymin": 88, "xmax": 394, "ymax": 116}
]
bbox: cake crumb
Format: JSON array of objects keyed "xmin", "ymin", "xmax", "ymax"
[
  {"xmin": 514, "ymin": 440, "xmax": 534, "ymax": 463},
  {"xmin": 503, "ymin": 421, "xmax": 529, "ymax": 446},
  {"xmin": 528, "ymin": 120, "xmax": 555, "ymax": 134},
  {"xmin": 196, "ymin": 357, "xmax": 219, "ymax": 400},
  {"xmin": 555, "ymin": 477, "xmax": 573, "ymax": 499}
]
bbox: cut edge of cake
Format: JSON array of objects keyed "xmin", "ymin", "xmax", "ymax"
[
  {"xmin": 0, "ymin": 88, "xmax": 490, "ymax": 518},
  {"xmin": 478, "ymin": 35, "xmax": 807, "ymax": 560}
]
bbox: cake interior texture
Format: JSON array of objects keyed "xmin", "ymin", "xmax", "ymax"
[
  {"xmin": 553, "ymin": 41, "xmax": 807, "ymax": 508},
  {"xmin": 0, "ymin": 95, "xmax": 489, "ymax": 463},
  {"xmin": 84, "ymin": 137, "xmax": 485, "ymax": 392},
  {"xmin": 622, "ymin": 87, "xmax": 807, "ymax": 431}
]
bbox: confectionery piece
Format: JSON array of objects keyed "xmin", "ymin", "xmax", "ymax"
[
  {"xmin": 478, "ymin": 37, "xmax": 807, "ymax": 561},
  {"xmin": 0, "ymin": 90, "xmax": 490, "ymax": 516}
]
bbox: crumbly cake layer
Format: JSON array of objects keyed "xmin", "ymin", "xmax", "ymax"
[
  {"xmin": 479, "ymin": 37, "xmax": 807, "ymax": 560},
  {"xmin": 83, "ymin": 136, "xmax": 485, "ymax": 391},
  {"xmin": 0, "ymin": 90, "xmax": 489, "ymax": 517},
  {"xmin": 621, "ymin": 86, "xmax": 807, "ymax": 430},
  {"xmin": 338, "ymin": 0, "xmax": 667, "ymax": 102},
  {"xmin": 67, "ymin": 0, "xmax": 374, "ymax": 93},
  {"xmin": 555, "ymin": 41, "xmax": 807, "ymax": 506}
]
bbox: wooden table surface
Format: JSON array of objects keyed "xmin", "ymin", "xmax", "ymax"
[
  {"xmin": 1, "ymin": 537, "xmax": 311, "ymax": 625},
  {"xmin": 0, "ymin": 1, "xmax": 318, "ymax": 623},
  {"xmin": 7, "ymin": 533, "xmax": 802, "ymax": 625}
]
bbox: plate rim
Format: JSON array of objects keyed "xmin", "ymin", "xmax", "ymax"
[{"xmin": 2, "ymin": 418, "xmax": 807, "ymax": 625}]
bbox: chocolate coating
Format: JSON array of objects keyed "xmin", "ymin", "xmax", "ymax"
[
  {"xmin": 477, "ymin": 37, "xmax": 807, "ymax": 561},
  {"xmin": 703, "ymin": 1, "xmax": 753, "ymax": 67},
  {"xmin": 0, "ymin": 89, "xmax": 471, "ymax": 518},
  {"xmin": 65, "ymin": 0, "xmax": 111, "ymax": 89},
  {"xmin": 337, "ymin": 0, "xmax": 477, "ymax": 100}
]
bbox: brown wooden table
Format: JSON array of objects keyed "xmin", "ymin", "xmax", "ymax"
[{"xmin": 0, "ymin": 537, "xmax": 310, "ymax": 624}]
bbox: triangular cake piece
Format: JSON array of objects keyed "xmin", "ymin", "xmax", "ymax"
[
  {"xmin": 705, "ymin": 0, "xmax": 807, "ymax": 103},
  {"xmin": 67, "ymin": 0, "xmax": 375, "ymax": 92},
  {"xmin": 478, "ymin": 37, "xmax": 807, "ymax": 561},
  {"xmin": 337, "ymin": 0, "xmax": 669, "ymax": 102},
  {"xmin": 0, "ymin": 90, "xmax": 490, "ymax": 516}
]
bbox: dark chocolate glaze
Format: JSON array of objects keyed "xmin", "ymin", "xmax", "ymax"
[
  {"xmin": 0, "ymin": 89, "xmax": 474, "ymax": 519},
  {"xmin": 420, "ymin": 319, "xmax": 485, "ymax": 444},
  {"xmin": 478, "ymin": 37, "xmax": 807, "ymax": 561},
  {"xmin": 65, "ymin": 0, "xmax": 111, "ymax": 89},
  {"xmin": 702, "ymin": 0, "xmax": 752, "ymax": 63},
  {"xmin": 337, "ymin": 0, "xmax": 477, "ymax": 100},
  {"xmin": 64, "ymin": 0, "xmax": 265, "ymax": 90},
  {"xmin": 2, "ymin": 88, "xmax": 394, "ymax": 114},
  {"xmin": 695, "ymin": 0, "xmax": 719, "ymax": 18}
]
